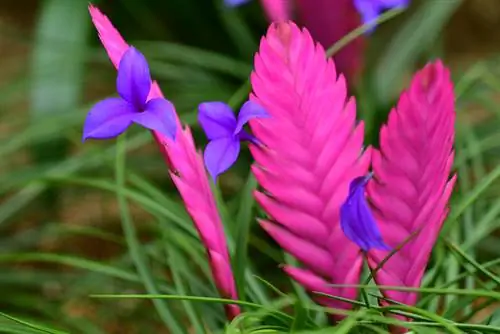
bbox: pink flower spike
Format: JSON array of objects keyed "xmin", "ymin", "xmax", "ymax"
[
  {"xmin": 88, "ymin": 4, "xmax": 239, "ymax": 319},
  {"xmin": 366, "ymin": 61, "xmax": 456, "ymax": 322},
  {"xmin": 249, "ymin": 22, "xmax": 370, "ymax": 317}
]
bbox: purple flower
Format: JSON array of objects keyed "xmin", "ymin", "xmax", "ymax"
[
  {"xmin": 354, "ymin": 0, "xmax": 409, "ymax": 30},
  {"xmin": 82, "ymin": 47, "xmax": 176, "ymax": 141},
  {"xmin": 340, "ymin": 174, "xmax": 390, "ymax": 251},
  {"xmin": 224, "ymin": 0, "xmax": 252, "ymax": 7},
  {"xmin": 198, "ymin": 100, "xmax": 268, "ymax": 180}
]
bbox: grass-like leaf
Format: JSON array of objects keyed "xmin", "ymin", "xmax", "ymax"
[{"xmin": 115, "ymin": 135, "xmax": 185, "ymax": 333}]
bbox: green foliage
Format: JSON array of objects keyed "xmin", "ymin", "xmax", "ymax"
[
  {"xmin": 1, "ymin": 0, "xmax": 500, "ymax": 333},
  {"xmin": 29, "ymin": 0, "xmax": 91, "ymax": 211}
]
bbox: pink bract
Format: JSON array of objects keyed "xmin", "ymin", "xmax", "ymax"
[
  {"xmin": 367, "ymin": 61, "xmax": 456, "ymax": 328},
  {"xmin": 249, "ymin": 21, "xmax": 370, "ymax": 314}
]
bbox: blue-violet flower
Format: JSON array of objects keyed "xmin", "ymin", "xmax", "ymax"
[
  {"xmin": 82, "ymin": 47, "xmax": 176, "ymax": 141},
  {"xmin": 354, "ymin": 0, "xmax": 409, "ymax": 30},
  {"xmin": 340, "ymin": 174, "xmax": 390, "ymax": 251},
  {"xmin": 198, "ymin": 100, "xmax": 268, "ymax": 180},
  {"xmin": 224, "ymin": 0, "xmax": 251, "ymax": 6}
]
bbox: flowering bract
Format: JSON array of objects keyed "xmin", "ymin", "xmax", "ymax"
[
  {"xmin": 199, "ymin": 100, "xmax": 268, "ymax": 180},
  {"xmin": 353, "ymin": 0, "xmax": 409, "ymax": 29},
  {"xmin": 82, "ymin": 47, "xmax": 176, "ymax": 141},
  {"xmin": 250, "ymin": 22, "xmax": 371, "ymax": 314},
  {"xmin": 367, "ymin": 61, "xmax": 456, "ymax": 322},
  {"xmin": 340, "ymin": 174, "xmax": 390, "ymax": 251}
]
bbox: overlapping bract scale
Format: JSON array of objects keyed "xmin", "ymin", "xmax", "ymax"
[
  {"xmin": 367, "ymin": 61, "xmax": 456, "ymax": 309},
  {"xmin": 88, "ymin": 5, "xmax": 239, "ymax": 319},
  {"xmin": 249, "ymin": 22, "xmax": 370, "ymax": 311}
]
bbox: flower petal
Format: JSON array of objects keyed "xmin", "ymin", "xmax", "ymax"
[
  {"xmin": 234, "ymin": 100, "xmax": 269, "ymax": 135},
  {"xmin": 204, "ymin": 137, "xmax": 241, "ymax": 180},
  {"xmin": 353, "ymin": 0, "xmax": 380, "ymax": 31},
  {"xmin": 340, "ymin": 175, "xmax": 390, "ymax": 251},
  {"xmin": 380, "ymin": 0, "xmax": 409, "ymax": 8},
  {"xmin": 354, "ymin": 0, "xmax": 409, "ymax": 32},
  {"xmin": 82, "ymin": 97, "xmax": 135, "ymax": 141},
  {"xmin": 198, "ymin": 102, "xmax": 237, "ymax": 140},
  {"xmin": 132, "ymin": 98, "xmax": 177, "ymax": 140},
  {"xmin": 237, "ymin": 129, "xmax": 260, "ymax": 145},
  {"xmin": 117, "ymin": 47, "xmax": 151, "ymax": 109},
  {"xmin": 224, "ymin": 0, "xmax": 251, "ymax": 7}
]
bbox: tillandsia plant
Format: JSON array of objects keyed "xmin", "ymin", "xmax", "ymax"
[
  {"xmin": 258, "ymin": 23, "xmax": 454, "ymax": 330},
  {"xmin": 86, "ymin": 5, "xmax": 240, "ymax": 319},
  {"xmin": 83, "ymin": 4, "xmax": 457, "ymax": 333},
  {"xmin": 197, "ymin": 21, "xmax": 456, "ymax": 331}
]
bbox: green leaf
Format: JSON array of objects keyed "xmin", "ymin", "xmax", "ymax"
[
  {"xmin": 29, "ymin": 0, "xmax": 91, "ymax": 207},
  {"xmin": 166, "ymin": 246, "xmax": 206, "ymax": 334},
  {"xmin": 137, "ymin": 41, "xmax": 251, "ymax": 78},
  {"xmin": 215, "ymin": 0, "xmax": 256, "ymax": 59},
  {"xmin": 373, "ymin": 0, "xmax": 462, "ymax": 104},
  {"xmin": 0, "ymin": 132, "xmax": 151, "ymax": 227},
  {"xmin": 443, "ymin": 163, "xmax": 500, "ymax": 236},
  {"xmin": 91, "ymin": 293, "xmax": 294, "ymax": 323},
  {"xmin": 31, "ymin": 0, "xmax": 90, "ymax": 119},
  {"xmin": 326, "ymin": 7, "xmax": 405, "ymax": 58},
  {"xmin": 0, "ymin": 253, "xmax": 138, "ymax": 282},
  {"xmin": 233, "ymin": 173, "xmax": 257, "ymax": 303},
  {"xmin": 0, "ymin": 312, "xmax": 67, "ymax": 334},
  {"xmin": 115, "ymin": 135, "xmax": 185, "ymax": 333}
]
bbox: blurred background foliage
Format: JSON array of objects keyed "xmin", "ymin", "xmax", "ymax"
[{"xmin": 2, "ymin": 0, "xmax": 500, "ymax": 333}]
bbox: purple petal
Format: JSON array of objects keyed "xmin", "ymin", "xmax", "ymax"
[
  {"xmin": 132, "ymin": 98, "xmax": 177, "ymax": 140},
  {"xmin": 82, "ymin": 98, "xmax": 135, "ymax": 141},
  {"xmin": 117, "ymin": 47, "xmax": 152, "ymax": 109},
  {"xmin": 224, "ymin": 0, "xmax": 252, "ymax": 7},
  {"xmin": 380, "ymin": 0, "xmax": 409, "ymax": 8},
  {"xmin": 353, "ymin": 0, "xmax": 379, "ymax": 30},
  {"xmin": 204, "ymin": 137, "xmax": 241, "ymax": 180},
  {"xmin": 198, "ymin": 102, "xmax": 236, "ymax": 140},
  {"xmin": 340, "ymin": 175, "xmax": 390, "ymax": 251},
  {"xmin": 238, "ymin": 129, "xmax": 259, "ymax": 145},
  {"xmin": 354, "ymin": 0, "xmax": 409, "ymax": 33},
  {"xmin": 234, "ymin": 100, "xmax": 269, "ymax": 135}
]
